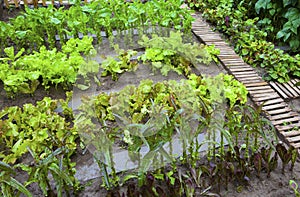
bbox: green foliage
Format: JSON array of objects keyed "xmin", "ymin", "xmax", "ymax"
[
  {"xmin": 76, "ymin": 74, "xmax": 248, "ymax": 170},
  {"xmin": 197, "ymin": 73, "xmax": 248, "ymax": 108},
  {"xmin": 276, "ymin": 7, "xmax": 300, "ymax": 51},
  {"xmin": 0, "ymin": 36, "xmax": 95, "ymax": 96},
  {"xmin": 0, "ymin": 97, "xmax": 77, "ymax": 164},
  {"xmin": 138, "ymin": 31, "xmax": 219, "ymax": 76},
  {"xmin": 101, "ymin": 46, "xmax": 138, "ymax": 80},
  {"xmin": 290, "ymin": 180, "xmax": 300, "ymax": 197},
  {"xmin": 254, "ymin": 0, "xmax": 300, "ymax": 51},
  {"xmin": 20, "ymin": 146, "xmax": 79, "ymax": 197},
  {"xmin": 0, "ymin": 161, "xmax": 32, "ymax": 197},
  {"xmin": 75, "ymin": 74, "xmax": 293, "ymax": 194},
  {"xmin": 0, "ymin": 0, "xmax": 194, "ymax": 54},
  {"xmin": 190, "ymin": 0, "xmax": 300, "ymax": 82},
  {"xmin": 0, "ymin": 96, "xmax": 80, "ymax": 196}
]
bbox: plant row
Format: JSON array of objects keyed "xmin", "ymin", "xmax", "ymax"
[
  {"xmin": 186, "ymin": 0, "xmax": 300, "ymax": 83},
  {"xmin": 0, "ymin": 32, "xmax": 219, "ymax": 97},
  {"xmin": 70, "ymin": 74, "xmax": 299, "ymax": 194},
  {"xmin": 76, "ymin": 73, "xmax": 248, "ymax": 158},
  {"xmin": 0, "ymin": 73, "xmax": 246, "ymax": 195},
  {"xmin": 0, "ymin": 93, "xmax": 79, "ymax": 196},
  {"xmin": 2, "ymin": 73, "xmax": 299, "ymax": 196},
  {"xmin": 0, "ymin": 36, "xmax": 95, "ymax": 97},
  {"xmin": 0, "ymin": 0, "xmax": 194, "ymax": 54}
]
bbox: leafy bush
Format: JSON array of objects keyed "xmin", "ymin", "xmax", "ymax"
[
  {"xmin": 254, "ymin": 0, "xmax": 300, "ymax": 52},
  {"xmin": 138, "ymin": 31, "xmax": 220, "ymax": 76},
  {"xmin": 0, "ymin": 0, "xmax": 194, "ymax": 54},
  {"xmin": 186, "ymin": 0, "xmax": 300, "ymax": 82},
  {"xmin": 0, "ymin": 96, "xmax": 79, "ymax": 196},
  {"xmin": 0, "ymin": 36, "xmax": 96, "ymax": 96}
]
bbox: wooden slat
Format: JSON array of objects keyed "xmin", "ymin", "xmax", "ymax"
[
  {"xmin": 205, "ymin": 41, "xmax": 226, "ymax": 45},
  {"xmin": 291, "ymin": 79, "xmax": 300, "ymax": 86},
  {"xmin": 269, "ymin": 112, "xmax": 299, "ymax": 121},
  {"xmin": 192, "ymin": 29, "xmax": 210, "ymax": 32},
  {"xmin": 252, "ymin": 93, "xmax": 278, "ymax": 98},
  {"xmin": 226, "ymin": 64, "xmax": 250, "ymax": 68},
  {"xmin": 247, "ymin": 86, "xmax": 273, "ymax": 91},
  {"xmin": 230, "ymin": 67, "xmax": 254, "ymax": 72},
  {"xmin": 221, "ymin": 60, "xmax": 245, "ymax": 65},
  {"xmin": 287, "ymin": 135, "xmax": 300, "ymax": 143},
  {"xmin": 282, "ymin": 82, "xmax": 299, "ymax": 98},
  {"xmin": 219, "ymin": 52, "xmax": 238, "ymax": 56},
  {"xmin": 288, "ymin": 81, "xmax": 300, "ymax": 95},
  {"xmin": 219, "ymin": 50, "xmax": 237, "ymax": 55},
  {"xmin": 273, "ymin": 82, "xmax": 293, "ymax": 98},
  {"xmin": 269, "ymin": 81, "xmax": 289, "ymax": 99},
  {"xmin": 289, "ymin": 143, "xmax": 300, "ymax": 149},
  {"xmin": 205, "ymin": 41, "xmax": 225, "ymax": 44},
  {"xmin": 234, "ymin": 73, "xmax": 259, "ymax": 78},
  {"xmin": 217, "ymin": 57, "xmax": 241, "ymax": 60},
  {"xmin": 196, "ymin": 32, "xmax": 221, "ymax": 38},
  {"xmin": 194, "ymin": 33, "xmax": 217, "ymax": 36},
  {"xmin": 217, "ymin": 54, "xmax": 239, "ymax": 58},
  {"xmin": 243, "ymin": 82, "xmax": 268, "ymax": 87},
  {"xmin": 193, "ymin": 29, "xmax": 210, "ymax": 32},
  {"xmin": 265, "ymin": 107, "xmax": 291, "ymax": 115},
  {"xmin": 199, "ymin": 36, "xmax": 223, "ymax": 40},
  {"xmin": 271, "ymin": 117, "xmax": 300, "ymax": 126},
  {"xmin": 231, "ymin": 72, "xmax": 258, "ymax": 76},
  {"xmin": 262, "ymin": 103, "xmax": 287, "ymax": 111},
  {"xmin": 241, "ymin": 80, "xmax": 265, "ymax": 85},
  {"xmin": 237, "ymin": 76, "xmax": 262, "ymax": 81},
  {"xmin": 281, "ymin": 130, "xmax": 300, "ymax": 137},
  {"xmin": 276, "ymin": 123, "xmax": 300, "ymax": 131},
  {"xmin": 259, "ymin": 98, "xmax": 285, "ymax": 106},
  {"xmin": 252, "ymin": 95, "xmax": 280, "ymax": 102},
  {"xmin": 248, "ymin": 89, "xmax": 275, "ymax": 94},
  {"xmin": 192, "ymin": 25, "xmax": 209, "ymax": 28}
]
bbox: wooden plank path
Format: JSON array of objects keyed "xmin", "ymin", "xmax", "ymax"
[
  {"xmin": 269, "ymin": 79, "xmax": 300, "ymax": 100},
  {"xmin": 191, "ymin": 13, "xmax": 300, "ymax": 150}
]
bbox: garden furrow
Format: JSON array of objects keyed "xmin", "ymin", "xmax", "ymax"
[{"xmin": 191, "ymin": 13, "xmax": 300, "ymax": 153}]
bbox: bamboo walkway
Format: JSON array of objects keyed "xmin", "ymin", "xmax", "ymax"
[{"xmin": 191, "ymin": 13, "xmax": 300, "ymax": 150}]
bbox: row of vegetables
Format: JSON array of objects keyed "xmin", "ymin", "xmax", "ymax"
[
  {"xmin": 1, "ymin": 0, "xmax": 299, "ymax": 196},
  {"xmin": 0, "ymin": 0, "xmax": 194, "ymax": 53}
]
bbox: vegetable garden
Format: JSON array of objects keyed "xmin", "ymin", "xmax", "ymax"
[{"xmin": 1, "ymin": 0, "xmax": 300, "ymax": 196}]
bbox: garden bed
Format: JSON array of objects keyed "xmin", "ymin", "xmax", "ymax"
[{"xmin": 1, "ymin": 1, "xmax": 300, "ymax": 197}]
